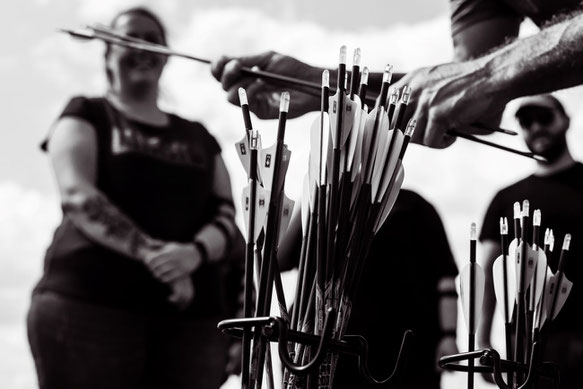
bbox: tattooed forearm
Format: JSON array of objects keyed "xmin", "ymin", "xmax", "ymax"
[{"xmin": 63, "ymin": 194, "xmax": 159, "ymax": 260}]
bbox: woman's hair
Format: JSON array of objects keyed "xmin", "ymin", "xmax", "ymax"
[
  {"xmin": 109, "ymin": 7, "xmax": 167, "ymax": 45},
  {"xmin": 104, "ymin": 6, "xmax": 167, "ymax": 85}
]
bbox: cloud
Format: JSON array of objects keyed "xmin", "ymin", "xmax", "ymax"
[
  {"xmin": 0, "ymin": 183, "xmax": 58, "ymax": 388},
  {"xmin": 0, "ymin": 181, "xmax": 59, "ymax": 291}
]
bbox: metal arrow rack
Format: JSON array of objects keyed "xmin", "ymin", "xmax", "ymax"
[{"xmin": 218, "ymin": 313, "xmax": 413, "ymax": 384}]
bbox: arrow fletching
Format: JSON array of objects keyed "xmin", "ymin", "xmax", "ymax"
[
  {"xmin": 373, "ymin": 163, "xmax": 404, "ymax": 233},
  {"xmin": 376, "ymin": 129, "xmax": 405, "ymax": 202},
  {"xmin": 346, "ymin": 95, "xmax": 363, "ymax": 170},
  {"xmin": 370, "ymin": 114, "xmax": 392, "ymax": 200},
  {"xmin": 515, "ymin": 241, "xmax": 537, "ymax": 292},
  {"xmin": 542, "ymin": 272, "xmax": 573, "ymax": 324},
  {"xmin": 460, "ymin": 262, "xmax": 486, "ymax": 333},
  {"xmin": 529, "ymin": 249, "xmax": 547, "ymax": 310},
  {"xmin": 493, "ymin": 252, "xmax": 517, "ymax": 323},
  {"xmin": 350, "ymin": 108, "xmax": 367, "ymax": 183},
  {"xmin": 278, "ymin": 194, "xmax": 295, "ymax": 245},
  {"xmin": 241, "ymin": 184, "xmax": 269, "ymax": 243}
]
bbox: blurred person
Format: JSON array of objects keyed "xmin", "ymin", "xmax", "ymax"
[
  {"xmin": 211, "ymin": 2, "xmax": 583, "ymax": 149},
  {"xmin": 478, "ymin": 94, "xmax": 583, "ymax": 388},
  {"xmin": 27, "ymin": 7, "xmax": 243, "ymax": 389},
  {"xmin": 279, "ymin": 189, "xmax": 459, "ymax": 389}
]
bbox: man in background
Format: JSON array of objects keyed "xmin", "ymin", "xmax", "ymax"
[{"xmin": 478, "ymin": 94, "xmax": 583, "ymax": 388}]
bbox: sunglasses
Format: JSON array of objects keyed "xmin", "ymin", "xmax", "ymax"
[{"xmin": 516, "ymin": 106, "xmax": 555, "ymax": 128}]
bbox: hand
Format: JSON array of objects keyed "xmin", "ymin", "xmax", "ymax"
[
  {"xmin": 167, "ymin": 276, "xmax": 195, "ymax": 310},
  {"xmin": 211, "ymin": 51, "xmax": 321, "ymax": 119},
  {"xmin": 435, "ymin": 335, "xmax": 458, "ymax": 372},
  {"xmin": 391, "ymin": 59, "xmax": 506, "ymax": 148},
  {"xmin": 144, "ymin": 242, "xmax": 203, "ymax": 283}
]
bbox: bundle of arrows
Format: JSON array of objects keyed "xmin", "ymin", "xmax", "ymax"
[
  {"xmin": 445, "ymin": 201, "xmax": 573, "ymax": 389},
  {"xmin": 225, "ymin": 46, "xmax": 416, "ymax": 389}
]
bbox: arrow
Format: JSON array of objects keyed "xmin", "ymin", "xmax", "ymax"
[
  {"xmin": 361, "ymin": 66, "xmax": 392, "ymax": 186},
  {"xmin": 235, "ymin": 88, "xmax": 263, "ymax": 183},
  {"xmin": 391, "ymin": 86, "xmax": 412, "ymax": 131},
  {"xmin": 492, "ymin": 217, "xmax": 516, "ymax": 368},
  {"xmin": 526, "ymin": 210, "xmax": 546, "ymax": 364},
  {"xmin": 514, "ymin": 199, "xmax": 533, "ymax": 382},
  {"xmin": 542, "ymin": 234, "xmax": 573, "ymax": 326},
  {"xmin": 358, "ymin": 67, "xmax": 369, "ymax": 110},
  {"xmin": 322, "ymin": 48, "xmax": 348, "ymax": 342},
  {"xmin": 376, "ymin": 65, "xmax": 393, "ymax": 110},
  {"xmin": 386, "ymin": 87, "xmax": 399, "ymax": 122},
  {"xmin": 373, "ymin": 85, "xmax": 411, "ymax": 204},
  {"xmin": 237, "ymin": 89, "xmax": 261, "ymax": 389},
  {"xmin": 251, "ymin": 92, "xmax": 292, "ymax": 389},
  {"xmin": 349, "ymin": 48, "xmax": 361, "ymax": 99},
  {"xmin": 372, "ymin": 119, "xmax": 416, "ymax": 232},
  {"xmin": 240, "ymin": 126, "xmax": 260, "ymax": 389},
  {"xmin": 459, "ymin": 223, "xmax": 485, "ymax": 389},
  {"xmin": 529, "ymin": 210, "xmax": 547, "ymax": 310},
  {"xmin": 533, "ymin": 229, "xmax": 552, "ymax": 344}
]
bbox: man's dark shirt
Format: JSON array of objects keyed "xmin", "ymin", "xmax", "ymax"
[
  {"xmin": 332, "ymin": 190, "xmax": 458, "ymax": 389},
  {"xmin": 480, "ymin": 162, "xmax": 583, "ymax": 332}
]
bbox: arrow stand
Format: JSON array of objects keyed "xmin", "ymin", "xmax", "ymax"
[
  {"xmin": 218, "ymin": 309, "xmax": 413, "ymax": 388},
  {"xmin": 439, "ymin": 342, "xmax": 559, "ymax": 389}
]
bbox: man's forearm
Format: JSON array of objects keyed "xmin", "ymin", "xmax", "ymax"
[{"xmin": 480, "ymin": 10, "xmax": 583, "ymax": 103}]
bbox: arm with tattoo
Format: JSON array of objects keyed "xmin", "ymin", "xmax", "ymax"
[
  {"xmin": 49, "ymin": 115, "xmax": 198, "ymax": 308},
  {"xmin": 390, "ymin": 9, "xmax": 583, "ymax": 147},
  {"xmin": 49, "ymin": 116, "xmax": 164, "ymax": 261},
  {"xmin": 480, "ymin": 10, "xmax": 583, "ymax": 102},
  {"xmin": 62, "ymin": 192, "xmax": 163, "ymax": 260}
]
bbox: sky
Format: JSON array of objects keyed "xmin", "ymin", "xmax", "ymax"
[{"xmin": 2, "ymin": 1, "xmax": 583, "ymax": 388}]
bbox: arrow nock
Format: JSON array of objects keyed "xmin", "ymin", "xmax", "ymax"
[
  {"xmin": 563, "ymin": 234, "xmax": 571, "ymax": 251},
  {"xmin": 353, "ymin": 48, "xmax": 361, "ymax": 67},
  {"xmin": 280, "ymin": 91, "xmax": 290, "ymax": 113},
  {"xmin": 533, "ymin": 209, "xmax": 541, "ymax": 227},
  {"xmin": 238, "ymin": 87, "xmax": 248, "ymax": 106},
  {"xmin": 361, "ymin": 67, "xmax": 369, "ymax": 85},
  {"xmin": 500, "ymin": 217, "xmax": 508, "ymax": 235},
  {"xmin": 322, "ymin": 70, "xmax": 329, "ymax": 88}
]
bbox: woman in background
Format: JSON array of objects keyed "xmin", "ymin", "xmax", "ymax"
[{"xmin": 28, "ymin": 7, "xmax": 242, "ymax": 389}]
